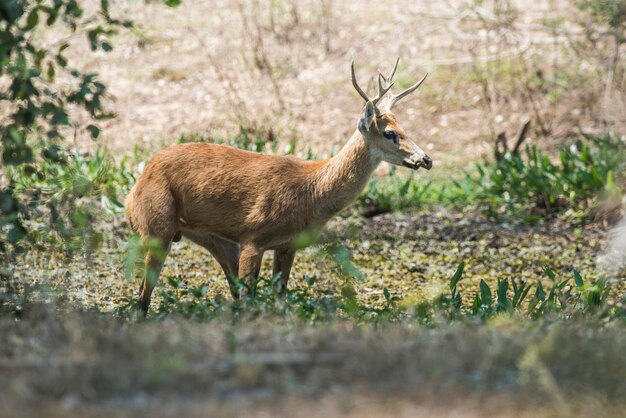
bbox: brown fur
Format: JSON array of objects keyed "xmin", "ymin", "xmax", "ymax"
[{"xmin": 127, "ymin": 99, "xmax": 431, "ymax": 313}]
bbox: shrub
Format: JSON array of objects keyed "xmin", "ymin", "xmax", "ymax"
[
  {"xmin": 474, "ymin": 134, "xmax": 626, "ymax": 219},
  {"xmin": 5, "ymin": 146, "xmax": 135, "ymax": 254},
  {"xmin": 0, "ymin": 0, "xmax": 132, "ymax": 253}
]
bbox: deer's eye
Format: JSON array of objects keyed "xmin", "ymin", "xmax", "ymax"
[{"xmin": 383, "ymin": 130, "xmax": 398, "ymax": 143}]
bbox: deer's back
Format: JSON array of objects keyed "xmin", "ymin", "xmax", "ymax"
[{"xmin": 130, "ymin": 143, "xmax": 325, "ymax": 245}]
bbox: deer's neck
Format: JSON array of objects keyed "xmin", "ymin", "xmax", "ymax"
[{"xmin": 313, "ymin": 131, "xmax": 380, "ymax": 215}]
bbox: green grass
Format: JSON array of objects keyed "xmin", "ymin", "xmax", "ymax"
[
  {"xmin": 2, "ymin": 252, "xmax": 625, "ymax": 415},
  {"xmin": 356, "ymin": 166, "xmax": 476, "ymax": 216},
  {"xmin": 473, "ymin": 134, "xmax": 626, "ymax": 219},
  {"xmin": 146, "ymin": 262, "xmax": 623, "ymax": 324},
  {"xmin": 356, "ymin": 133, "xmax": 625, "ymax": 221}
]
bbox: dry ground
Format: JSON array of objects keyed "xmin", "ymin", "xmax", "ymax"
[{"xmin": 52, "ymin": 0, "xmax": 625, "ymax": 166}]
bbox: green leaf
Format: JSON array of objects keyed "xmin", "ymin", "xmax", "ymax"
[
  {"xmin": 124, "ymin": 235, "xmax": 142, "ymax": 280},
  {"xmin": 535, "ymin": 281, "xmax": 546, "ymax": 301},
  {"xmin": 87, "ymin": 29, "xmax": 99, "ymax": 50},
  {"xmin": 496, "ymin": 278, "xmax": 510, "ymax": 311},
  {"xmin": 399, "ymin": 174, "xmax": 412, "ymax": 196},
  {"xmin": 0, "ymin": 189, "xmax": 17, "ymax": 214},
  {"xmin": 383, "ymin": 287, "xmax": 391, "ymax": 302},
  {"xmin": 100, "ymin": 0, "xmax": 110, "ymax": 15},
  {"xmin": 449, "ymin": 261, "xmax": 464, "ymax": 297},
  {"xmin": 46, "ymin": 9, "xmax": 58, "ymax": 26},
  {"xmin": 26, "ymin": 8, "xmax": 39, "ymax": 29},
  {"xmin": 42, "ymin": 145, "xmax": 63, "ymax": 162},
  {"xmin": 471, "ymin": 293, "xmax": 482, "ymax": 314},
  {"xmin": 45, "ymin": 62, "xmax": 55, "ymax": 81},
  {"xmin": 164, "ymin": 0, "xmax": 182, "ymax": 7},
  {"xmin": 479, "ymin": 279, "xmax": 492, "ymax": 306},
  {"xmin": 304, "ymin": 275, "xmax": 316, "ymax": 287},
  {"xmin": 51, "ymin": 109, "xmax": 70, "ymax": 126},
  {"xmin": 573, "ymin": 270, "xmax": 584, "ymax": 289},
  {"xmin": 1, "ymin": 1, "xmax": 25, "ymax": 24},
  {"xmin": 7, "ymin": 225, "xmax": 26, "ymax": 243},
  {"xmin": 543, "ymin": 265, "xmax": 556, "ymax": 282},
  {"xmin": 7, "ymin": 125, "xmax": 24, "ymax": 144},
  {"xmin": 86, "ymin": 124, "xmax": 100, "ymax": 138},
  {"xmin": 56, "ymin": 54, "xmax": 67, "ymax": 67},
  {"xmin": 168, "ymin": 277, "xmax": 182, "ymax": 288},
  {"xmin": 3, "ymin": 145, "xmax": 33, "ymax": 165}
]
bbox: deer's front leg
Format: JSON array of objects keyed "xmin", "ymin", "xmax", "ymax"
[
  {"xmin": 238, "ymin": 243, "xmax": 263, "ymax": 297},
  {"xmin": 273, "ymin": 247, "xmax": 296, "ymax": 296}
]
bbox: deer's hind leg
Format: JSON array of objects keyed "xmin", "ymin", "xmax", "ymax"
[
  {"xmin": 273, "ymin": 247, "xmax": 296, "ymax": 296},
  {"xmin": 238, "ymin": 243, "xmax": 263, "ymax": 298},
  {"xmin": 130, "ymin": 186, "xmax": 179, "ymax": 314},
  {"xmin": 185, "ymin": 234, "xmax": 241, "ymax": 298},
  {"xmin": 139, "ymin": 237, "xmax": 173, "ymax": 313}
]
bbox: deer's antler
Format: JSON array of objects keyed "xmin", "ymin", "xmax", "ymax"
[
  {"xmin": 378, "ymin": 58, "xmax": 428, "ymax": 111},
  {"xmin": 379, "ymin": 57, "xmax": 400, "ymax": 87},
  {"xmin": 351, "ymin": 61, "xmax": 394, "ymax": 107}
]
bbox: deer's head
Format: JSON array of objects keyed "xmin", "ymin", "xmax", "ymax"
[{"xmin": 353, "ymin": 58, "xmax": 432, "ymax": 171}]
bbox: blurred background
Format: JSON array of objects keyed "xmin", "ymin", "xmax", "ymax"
[{"xmin": 65, "ymin": 0, "xmax": 626, "ymax": 163}]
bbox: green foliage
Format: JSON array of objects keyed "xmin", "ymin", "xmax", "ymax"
[
  {"xmin": 219, "ymin": 130, "xmax": 279, "ymax": 153},
  {"xmin": 473, "ymin": 134, "xmax": 626, "ymax": 218},
  {"xmin": 463, "ymin": 265, "xmax": 615, "ymax": 320},
  {"xmin": 0, "ymin": 1, "xmax": 178, "ymax": 253},
  {"xmin": 119, "ymin": 257, "xmax": 622, "ymax": 325},
  {"xmin": 448, "ymin": 261, "xmax": 464, "ymax": 310},
  {"xmin": 355, "ymin": 134, "xmax": 624, "ymax": 221},
  {"xmin": 163, "ymin": 0, "xmax": 182, "ymax": 7},
  {"xmin": 177, "ymin": 129, "xmax": 281, "ymax": 154},
  {"xmin": 358, "ymin": 168, "xmax": 432, "ymax": 216},
  {"xmin": 143, "ymin": 271, "xmax": 405, "ymax": 324},
  {"xmin": 123, "ymin": 234, "xmax": 166, "ymax": 281},
  {"xmin": 357, "ymin": 167, "xmax": 477, "ymax": 216},
  {"xmin": 577, "ymin": 0, "xmax": 626, "ymax": 28},
  {"xmin": 4, "ymin": 146, "xmax": 135, "ymax": 254},
  {"xmin": 0, "ymin": 0, "xmax": 132, "ymax": 252},
  {"xmin": 428, "ymin": 264, "xmax": 619, "ymax": 323},
  {"xmin": 0, "ymin": 0, "xmax": 130, "ymax": 167}
]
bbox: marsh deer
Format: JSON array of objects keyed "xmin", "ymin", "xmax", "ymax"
[{"xmin": 126, "ymin": 59, "xmax": 432, "ymax": 313}]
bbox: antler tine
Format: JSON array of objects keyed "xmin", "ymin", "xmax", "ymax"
[
  {"xmin": 378, "ymin": 57, "xmax": 400, "ymax": 84},
  {"xmin": 352, "ymin": 60, "xmax": 398, "ymax": 107},
  {"xmin": 351, "ymin": 61, "xmax": 370, "ymax": 102},
  {"xmin": 386, "ymin": 72, "xmax": 429, "ymax": 109},
  {"xmin": 373, "ymin": 73, "xmax": 393, "ymax": 106},
  {"xmin": 385, "ymin": 57, "xmax": 400, "ymax": 84},
  {"xmin": 388, "ymin": 57, "xmax": 400, "ymax": 83}
]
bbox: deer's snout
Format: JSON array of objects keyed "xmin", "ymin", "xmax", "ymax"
[
  {"xmin": 421, "ymin": 155, "xmax": 433, "ymax": 170},
  {"xmin": 402, "ymin": 153, "xmax": 432, "ymax": 171}
]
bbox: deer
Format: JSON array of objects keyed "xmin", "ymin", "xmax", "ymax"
[{"xmin": 125, "ymin": 58, "xmax": 433, "ymax": 313}]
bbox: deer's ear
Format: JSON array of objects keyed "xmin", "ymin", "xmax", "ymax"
[{"xmin": 357, "ymin": 100, "xmax": 376, "ymax": 134}]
